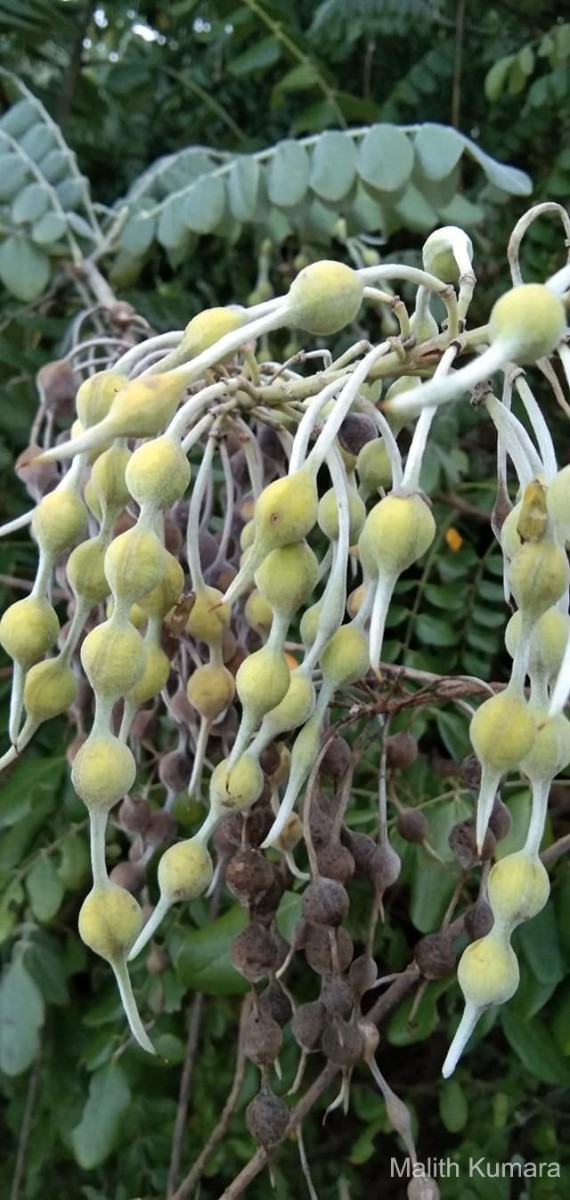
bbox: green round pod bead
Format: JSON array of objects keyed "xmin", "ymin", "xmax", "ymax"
[
  {"xmin": 236, "ymin": 647, "xmax": 291, "ymax": 719},
  {"xmin": 469, "ymin": 691, "xmax": 536, "ymax": 773},
  {"xmin": 187, "ymin": 663, "xmax": 235, "ymax": 720},
  {"xmin": 137, "ymin": 552, "xmax": 184, "ymax": 619},
  {"xmin": 125, "ymin": 437, "xmax": 191, "ymax": 508},
  {"xmin": 104, "ymin": 528, "xmax": 165, "ymax": 604},
  {"xmin": 546, "ymin": 463, "xmax": 570, "ymax": 545},
  {"xmin": 320, "ymin": 625, "xmax": 369, "ymax": 687},
  {"xmin": 0, "ymin": 596, "xmax": 59, "ymax": 667},
  {"xmin": 72, "ymin": 735, "xmax": 136, "ymax": 808},
  {"xmin": 487, "ymin": 851, "xmax": 550, "ymax": 929},
  {"xmin": 125, "ymin": 645, "xmax": 170, "ymax": 707},
  {"xmin": 24, "ymin": 657, "xmax": 76, "ymax": 721},
  {"xmin": 32, "ymin": 489, "xmax": 88, "ymax": 555},
  {"xmin": 104, "ymin": 372, "xmax": 188, "ymax": 440},
  {"xmin": 356, "ymin": 439, "xmax": 392, "ymax": 494},
  {"xmin": 66, "ymin": 538, "xmax": 109, "ymax": 604},
  {"xmin": 157, "ymin": 837, "xmax": 213, "ymax": 902},
  {"xmin": 287, "ymin": 260, "xmax": 363, "ymax": 336},
  {"xmin": 500, "ymin": 501, "xmax": 523, "ymax": 560},
  {"xmin": 489, "ymin": 284, "xmax": 565, "ymax": 364},
  {"xmin": 180, "ymin": 306, "xmax": 246, "ymax": 359},
  {"xmin": 263, "ymin": 669, "xmax": 316, "ymax": 733},
  {"xmin": 90, "ymin": 445, "xmax": 132, "ymax": 514},
  {"xmin": 209, "ymin": 755, "xmax": 265, "ymax": 813},
  {"xmin": 186, "ymin": 586, "xmax": 231, "ymax": 644},
  {"xmin": 508, "ymin": 539, "xmax": 569, "ymax": 618},
  {"xmin": 317, "ymin": 487, "xmax": 366, "ymax": 543},
  {"xmin": 79, "ymin": 883, "xmax": 142, "ymax": 960},
  {"xmin": 240, "ymin": 520, "xmax": 256, "ymax": 552},
  {"xmin": 457, "ymin": 933, "xmax": 519, "ymax": 1008},
  {"xmin": 254, "ymin": 469, "xmax": 319, "ymax": 550},
  {"xmin": 505, "ymin": 607, "xmax": 570, "ymax": 681},
  {"xmin": 422, "ymin": 227, "xmax": 473, "ymax": 284},
  {"xmin": 81, "ymin": 619, "xmax": 145, "ymax": 699},
  {"xmin": 75, "ymin": 371, "xmax": 128, "ymax": 428},
  {"xmin": 520, "ymin": 709, "xmax": 570, "ymax": 782},
  {"xmin": 254, "ymin": 542, "xmax": 318, "ymax": 616},
  {"xmin": 299, "ymin": 602, "xmax": 322, "ymax": 647},
  {"xmin": 358, "ymin": 492, "xmax": 436, "ymax": 578},
  {"xmin": 244, "ymin": 589, "xmax": 273, "ymax": 637}
]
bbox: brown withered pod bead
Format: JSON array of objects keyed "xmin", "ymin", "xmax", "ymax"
[
  {"xmin": 163, "ymin": 514, "xmax": 184, "ymax": 558},
  {"xmin": 320, "ymin": 734, "xmax": 352, "ymax": 780},
  {"xmin": 118, "ymin": 793, "xmax": 151, "ymax": 835},
  {"xmin": 385, "ymin": 731, "xmax": 419, "ymax": 770},
  {"xmin": 209, "ymin": 704, "xmax": 239, "ymax": 740},
  {"xmin": 158, "ymin": 749, "xmax": 191, "ymax": 794},
  {"xmin": 146, "ymin": 944, "xmax": 169, "ymax": 975},
  {"xmin": 66, "ymin": 731, "xmax": 87, "ymax": 766},
  {"xmin": 259, "ymin": 742, "xmax": 281, "ymax": 778},
  {"xmin": 321, "ymin": 1019, "xmax": 364, "ymax": 1067},
  {"xmin": 396, "ymin": 806, "xmax": 428, "ymax": 844},
  {"xmin": 414, "ymin": 932, "xmax": 456, "ymax": 979},
  {"xmin": 130, "ymin": 708, "xmax": 158, "ymax": 743},
  {"xmin": 488, "ymin": 795, "xmax": 512, "ymax": 841},
  {"xmin": 232, "ymin": 923, "xmax": 289, "ymax": 982},
  {"xmin": 257, "ymin": 423, "xmax": 285, "ymax": 465},
  {"xmin": 198, "ymin": 529, "xmax": 218, "ymax": 570},
  {"xmin": 464, "ymin": 899, "xmax": 494, "ymax": 941},
  {"xmin": 320, "ymin": 973, "xmax": 353, "ymax": 1017},
  {"xmin": 144, "ymin": 809, "xmax": 177, "ymax": 850},
  {"xmin": 316, "ymin": 841, "xmax": 355, "ymax": 884},
  {"xmin": 341, "ymin": 829, "xmax": 377, "ymax": 877},
  {"xmin": 292, "ymin": 1000, "xmax": 326, "ymax": 1052},
  {"xmin": 338, "ymin": 412, "xmax": 377, "ymax": 456},
  {"xmin": 368, "ymin": 842, "xmax": 401, "ymax": 896},
  {"xmin": 304, "ymin": 924, "xmax": 353, "ymax": 975},
  {"xmin": 204, "ymin": 559, "xmax": 237, "ymax": 593},
  {"xmin": 448, "ymin": 819, "xmax": 496, "ymax": 869},
  {"xmin": 349, "ymin": 954, "xmax": 377, "ymax": 1001},
  {"xmin": 244, "ymin": 1007, "xmax": 283, "ymax": 1067},
  {"xmin": 302, "ymin": 878, "xmax": 349, "ymax": 927},
  {"xmin": 249, "ymin": 871, "xmax": 285, "ymax": 926},
  {"xmin": 15, "ymin": 444, "xmax": 59, "ymax": 501},
  {"xmin": 246, "ymin": 1086, "xmax": 289, "ymax": 1150},
  {"xmin": 109, "ymin": 861, "xmax": 145, "ymax": 894},
  {"xmin": 459, "ymin": 753, "xmax": 482, "ymax": 794},
  {"xmin": 225, "ymin": 848, "xmax": 274, "ymax": 902},
  {"xmin": 259, "ymin": 982, "xmax": 293, "ymax": 1028},
  {"xmin": 36, "ymin": 358, "xmax": 77, "ymax": 418}
]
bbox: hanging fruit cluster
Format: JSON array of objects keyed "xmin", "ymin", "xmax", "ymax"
[{"xmin": 1, "ymin": 205, "xmax": 570, "ymax": 1170}]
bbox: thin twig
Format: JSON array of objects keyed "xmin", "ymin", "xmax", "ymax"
[
  {"xmin": 540, "ymin": 832, "xmax": 570, "ymax": 867},
  {"xmin": 166, "ymin": 994, "xmax": 205, "ymax": 1199},
  {"xmin": 10, "ymin": 1050, "xmax": 42, "ymax": 1200},
  {"xmin": 170, "ymin": 993, "xmax": 253, "ymax": 1200}
]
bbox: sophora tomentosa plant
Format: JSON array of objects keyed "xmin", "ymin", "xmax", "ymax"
[{"xmin": 1, "ymin": 202, "xmax": 570, "ymax": 1179}]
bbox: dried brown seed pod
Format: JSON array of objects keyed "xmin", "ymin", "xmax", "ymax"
[
  {"xmin": 225, "ymin": 848, "xmax": 275, "ymax": 903},
  {"xmin": 291, "ymin": 1000, "xmax": 326, "ymax": 1051},
  {"xmin": 15, "ymin": 444, "xmax": 59, "ymax": 501},
  {"xmin": 118, "ymin": 794, "xmax": 151, "ymax": 835},
  {"xmin": 385, "ymin": 731, "xmax": 419, "ymax": 770},
  {"xmin": 448, "ymin": 819, "xmax": 496, "ymax": 869},
  {"xmin": 320, "ymin": 974, "xmax": 353, "ymax": 1016},
  {"xmin": 244, "ymin": 1009, "xmax": 283, "ymax": 1067},
  {"xmin": 488, "ymin": 795, "xmax": 512, "ymax": 841},
  {"xmin": 220, "ymin": 628, "xmax": 238, "ymax": 664},
  {"xmin": 36, "ymin": 358, "xmax": 77, "ymax": 417},
  {"xmin": 315, "ymin": 842, "xmax": 355, "ymax": 883},
  {"xmin": 209, "ymin": 705, "xmax": 239, "ymax": 740},
  {"xmin": 145, "ymin": 809, "xmax": 177, "ymax": 849},
  {"xmin": 349, "ymin": 954, "xmax": 377, "ymax": 999},
  {"xmin": 249, "ymin": 873, "xmax": 285, "ymax": 925},
  {"xmin": 302, "ymin": 878, "xmax": 349, "ymax": 927},
  {"xmin": 204, "ymin": 559, "xmax": 237, "ymax": 593},
  {"xmin": 369, "ymin": 842, "xmax": 401, "ymax": 895},
  {"xmin": 109, "ymin": 861, "xmax": 145, "ymax": 894},
  {"xmin": 198, "ymin": 530, "xmax": 218, "ymax": 570},
  {"xmin": 320, "ymin": 735, "xmax": 352, "ymax": 780},
  {"xmin": 130, "ymin": 708, "xmax": 158, "ymax": 742},
  {"xmin": 414, "ymin": 932, "xmax": 456, "ymax": 979},
  {"xmin": 309, "ymin": 803, "xmax": 335, "ymax": 849},
  {"xmin": 464, "ymin": 898, "xmax": 494, "ymax": 941},
  {"xmin": 163, "ymin": 514, "xmax": 184, "ymax": 557},
  {"xmin": 396, "ymin": 807, "xmax": 428, "ymax": 843},
  {"xmin": 259, "ymin": 742, "xmax": 282, "ymax": 778},
  {"xmin": 232, "ymin": 923, "xmax": 288, "ymax": 982},
  {"xmin": 257, "ymin": 424, "xmax": 285, "ymax": 463},
  {"xmin": 304, "ymin": 924, "xmax": 353, "ymax": 975},
  {"xmin": 321, "ymin": 1019, "xmax": 364, "ymax": 1066},
  {"xmin": 341, "ymin": 829, "xmax": 377, "ymax": 877},
  {"xmin": 66, "ymin": 732, "xmax": 87, "ymax": 766},
  {"xmin": 245, "ymin": 1086, "xmax": 289, "ymax": 1150},
  {"xmin": 338, "ymin": 412, "xmax": 377, "ymax": 456},
  {"xmin": 259, "ymin": 983, "xmax": 293, "ymax": 1028},
  {"xmin": 459, "ymin": 753, "xmax": 482, "ymax": 793},
  {"xmin": 158, "ymin": 749, "xmax": 191, "ymax": 794}
]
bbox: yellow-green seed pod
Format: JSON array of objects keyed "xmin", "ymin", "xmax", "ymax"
[
  {"xmin": 23, "ymin": 657, "xmax": 76, "ymax": 721},
  {"xmin": 244, "ymin": 589, "xmax": 273, "ymax": 637},
  {"xmin": 75, "ymin": 371, "xmax": 128, "ymax": 428},
  {"xmin": 81, "ymin": 619, "xmax": 145, "ymax": 699},
  {"xmin": 187, "ymin": 663, "xmax": 235, "ymax": 720},
  {"xmin": 179, "ymin": 306, "xmax": 246, "ymax": 359},
  {"xmin": 137, "ymin": 552, "xmax": 184, "ymax": 619},
  {"xmin": 358, "ymin": 492, "xmax": 435, "ymax": 578},
  {"xmin": 508, "ymin": 539, "xmax": 569, "ymax": 618},
  {"xmin": 240, "ymin": 520, "xmax": 256, "ymax": 552},
  {"xmin": 546, "ymin": 463, "xmax": 570, "ymax": 545},
  {"xmin": 317, "ymin": 487, "xmax": 366, "ymax": 543},
  {"xmin": 157, "ymin": 837, "xmax": 213, "ymax": 902},
  {"xmin": 104, "ymin": 372, "xmax": 188, "ymax": 440},
  {"xmin": 422, "ymin": 227, "xmax": 473, "ymax": 284},
  {"xmin": 104, "ymin": 528, "xmax": 166, "ymax": 605},
  {"xmin": 72, "ymin": 735, "xmax": 136, "ymax": 808},
  {"xmin": 209, "ymin": 755, "xmax": 264, "ymax": 813},
  {"xmin": 505, "ymin": 607, "xmax": 570, "ymax": 682},
  {"xmin": 125, "ymin": 645, "xmax": 170, "ymax": 707},
  {"xmin": 516, "ymin": 479, "xmax": 548, "ymax": 543},
  {"xmin": 262, "ymin": 668, "xmax": 316, "ymax": 734},
  {"xmin": 489, "ymin": 284, "xmax": 565, "ymax": 364},
  {"xmin": 299, "ymin": 601, "xmax": 322, "ymax": 647},
  {"xmin": 520, "ymin": 709, "xmax": 570, "ymax": 782},
  {"xmin": 457, "ymin": 932, "xmax": 519, "ymax": 1008},
  {"xmin": 320, "ymin": 625, "xmax": 369, "ymax": 687},
  {"xmin": 32, "ymin": 489, "xmax": 88, "ymax": 555},
  {"xmin": 346, "ymin": 583, "xmax": 366, "ymax": 619},
  {"xmin": 90, "ymin": 444, "xmax": 132, "ymax": 514},
  {"xmin": 125, "ymin": 437, "xmax": 191, "ymax": 508},
  {"xmin": 79, "ymin": 883, "xmax": 142, "ymax": 960},
  {"xmin": 356, "ymin": 439, "xmax": 392, "ymax": 494},
  {"xmin": 236, "ymin": 646, "xmax": 291, "ymax": 720},
  {"xmin": 254, "ymin": 469, "xmax": 319, "ymax": 551},
  {"xmin": 254, "ymin": 541, "xmax": 318, "ymax": 617},
  {"xmin": 66, "ymin": 538, "xmax": 109, "ymax": 604},
  {"xmin": 500, "ymin": 501, "xmax": 522, "ymax": 560},
  {"xmin": 487, "ymin": 851, "xmax": 550, "ymax": 929},
  {"xmin": 84, "ymin": 477, "xmax": 102, "ymax": 521},
  {"xmin": 287, "ymin": 260, "xmax": 363, "ymax": 335},
  {"xmin": 469, "ymin": 690, "xmax": 536, "ymax": 773},
  {"xmin": 0, "ymin": 596, "xmax": 59, "ymax": 667},
  {"xmin": 186, "ymin": 585, "xmax": 231, "ymax": 644}
]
